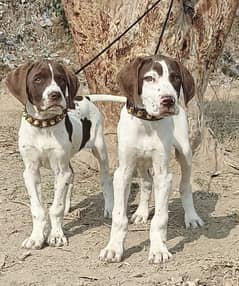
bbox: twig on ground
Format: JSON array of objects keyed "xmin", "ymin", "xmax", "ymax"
[
  {"xmin": 0, "ymin": 254, "xmax": 6, "ymax": 269},
  {"xmin": 18, "ymin": 251, "xmax": 31, "ymax": 261},
  {"xmin": 104, "ymin": 132, "xmax": 117, "ymax": 136},
  {"xmin": 103, "ymin": 222, "xmax": 111, "ymax": 228},
  {"xmin": 56, "ymin": 247, "xmax": 72, "ymax": 253},
  {"xmin": 118, "ymin": 262, "xmax": 130, "ymax": 268},
  {"xmin": 224, "ymin": 156, "xmax": 239, "ymax": 171},
  {"xmin": 79, "ymin": 276, "xmax": 98, "ymax": 281},
  {"xmin": 130, "ymin": 227, "xmax": 148, "ymax": 232},
  {"xmin": 2, "ymin": 262, "xmax": 19, "ymax": 270},
  {"xmin": 1, "ymin": 252, "xmax": 32, "ymax": 271},
  {"xmin": 8, "ymin": 199, "xmax": 30, "ymax": 208},
  {"xmin": 8, "ymin": 229, "xmax": 21, "ymax": 236}
]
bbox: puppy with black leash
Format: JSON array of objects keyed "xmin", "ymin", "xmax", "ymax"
[
  {"xmin": 99, "ymin": 54, "xmax": 204, "ymax": 264},
  {"xmin": 5, "ymin": 60, "xmax": 125, "ymax": 249}
]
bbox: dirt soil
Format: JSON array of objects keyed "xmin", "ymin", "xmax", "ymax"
[{"xmin": 0, "ymin": 79, "xmax": 239, "ymax": 286}]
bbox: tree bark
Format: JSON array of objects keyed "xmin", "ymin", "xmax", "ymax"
[{"xmin": 62, "ymin": 0, "xmax": 238, "ymax": 172}]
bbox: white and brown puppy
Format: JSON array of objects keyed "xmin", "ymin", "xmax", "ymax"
[
  {"xmin": 5, "ymin": 61, "xmax": 114, "ymax": 249},
  {"xmin": 100, "ymin": 55, "xmax": 204, "ymax": 264}
]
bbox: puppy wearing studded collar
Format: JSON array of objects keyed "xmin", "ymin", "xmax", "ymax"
[
  {"xmin": 5, "ymin": 60, "xmax": 114, "ymax": 249},
  {"xmin": 100, "ymin": 55, "xmax": 204, "ymax": 264}
]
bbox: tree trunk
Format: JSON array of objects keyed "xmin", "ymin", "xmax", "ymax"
[{"xmin": 62, "ymin": 0, "xmax": 238, "ymax": 172}]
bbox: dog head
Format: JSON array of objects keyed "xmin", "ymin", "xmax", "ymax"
[
  {"xmin": 117, "ymin": 55, "xmax": 195, "ymax": 118},
  {"xmin": 5, "ymin": 60, "xmax": 79, "ymax": 115}
]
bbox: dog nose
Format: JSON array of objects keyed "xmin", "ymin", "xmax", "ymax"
[
  {"xmin": 49, "ymin": 92, "xmax": 61, "ymax": 101},
  {"xmin": 160, "ymin": 96, "xmax": 175, "ymax": 107}
]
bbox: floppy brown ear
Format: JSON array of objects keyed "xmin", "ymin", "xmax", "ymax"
[
  {"xmin": 117, "ymin": 57, "xmax": 148, "ymax": 106},
  {"xmin": 64, "ymin": 68, "xmax": 79, "ymax": 109},
  {"xmin": 5, "ymin": 63, "xmax": 33, "ymax": 105},
  {"xmin": 177, "ymin": 62, "xmax": 195, "ymax": 106}
]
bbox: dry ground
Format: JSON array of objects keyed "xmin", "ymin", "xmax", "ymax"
[{"xmin": 0, "ymin": 81, "xmax": 239, "ymax": 286}]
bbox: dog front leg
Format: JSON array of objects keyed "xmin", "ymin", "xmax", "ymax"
[
  {"xmin": 22, "ymin": 163, "xmax": 47, "ymax": 249},
  {"xmin": 99, "ymin": 158, "xmax": 135, "ymax": 262},
  {"xmin": 64, "ymin": 163, "xmax": 74, "ymax": 216},
  {"xmin": 149, "ymin": 158, "xmax": 172, "ymax": 264},
  {"xmin": 47, "ymin": 165, "xmax": 72, "ymax": 247}
]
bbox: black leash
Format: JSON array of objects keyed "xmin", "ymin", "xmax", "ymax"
[
  {"xmin": 75, "ymin": 0, "xmax": 174, "ymax": 75},
  {"xmin": 154, "ymin": 0, "xmax": 174, "ymax": 55},
  {"xmin": 75, "ymin": 0, "xmax": 163, "ymax": 75}
]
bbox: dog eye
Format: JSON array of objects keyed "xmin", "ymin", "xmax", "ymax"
[
  {"xmin": 34, "ymin": 77, "xmax": 42, "ymax": 84},
  {"xmin": 171, "ymin": 74, "xmax": 181, "ymax": 82},
  {"xmin": 144, "ymin": 76, "xmax": 154, "ymax": 82}
]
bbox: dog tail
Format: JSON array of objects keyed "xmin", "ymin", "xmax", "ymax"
[{"xmin": 86, "ymin": 94, "xmax": 127, "ymax": 103}]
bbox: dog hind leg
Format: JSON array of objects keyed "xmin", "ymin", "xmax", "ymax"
[
  {"xmin": 64, "ymin": 163, "xmax": 74, "ymax": 216},
  {"xmin": 131, "ymin": 165, "xmax": 152, "ymax": 224},
  {"xmin": 175, "ymin": 147, "xmax": 204, "ymax": 228},
  {"xmin": 92, "ymin": 125, "xmax": 113, "ymax": 218}
]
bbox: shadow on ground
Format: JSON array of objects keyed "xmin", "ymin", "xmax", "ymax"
[{"xmin": 64, "ymin": 187, "xmax": 239, "ymax": 260}]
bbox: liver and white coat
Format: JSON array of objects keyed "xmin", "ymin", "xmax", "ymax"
[
  {"xmin": 5, "ymin": 61, "xmax": 114, "ymax": 249},
  {"xmin": 99, "ymin": 55, "xmax": 204, "ymax": 264}
]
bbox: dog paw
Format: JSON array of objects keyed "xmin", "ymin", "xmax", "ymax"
[
  {"xmin": 185, "ymin": 212, "xmax": 204, "ymax": 229},
  {"xmin": 99, "ymin": 243, "xmax": 123, "ymax": 263},
  {"xmin": 21, "ymin": 236, "xmax": 45, "ymax": 250},
  {"xmin": 47, "ymin": 232, "xmax": 68, "ymax": 247},
  {"xmin": 148, "ymin": 249, "xmax": 172, "ymax": 264},
  {"xmin": 131, "ymin": 208, "xmax": 149, "ymax": 224}
]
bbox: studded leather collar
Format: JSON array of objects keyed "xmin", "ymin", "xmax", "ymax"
[
  {"xmin": 126, "ymin": 101, "xmax": 162, "ymax": 121},
  {"xmin": 22, "ymin": 109, "xmax": 67, "ymax": 128}
]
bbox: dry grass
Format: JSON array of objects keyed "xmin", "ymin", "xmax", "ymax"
[
  {"xmin": 204, "ymin": 79, "xmax": 239, "ymax": 154},
  {"xmin": 205, "ymin": 100, "xmax": 239, "ymax": 143}
]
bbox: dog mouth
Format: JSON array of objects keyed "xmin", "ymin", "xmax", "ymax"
[
  {"xmin": 147, "ymin": 105, "xmax": 178, "ymax": 118},
  {"xmin": 39, "ymin": 104, "xmax": 65, "ymax": 112},
  {"xmin": 160, "ymin": 106, "xmax": 176, "ymax": 116}
]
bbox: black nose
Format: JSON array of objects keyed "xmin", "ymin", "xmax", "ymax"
[
  {"xmin": 160, "ymin": 96, "xmax": 175, "ymax": 107},
  {"xmin": 49, "ymin": 92, "xmax": 61, "ymax": 101}
]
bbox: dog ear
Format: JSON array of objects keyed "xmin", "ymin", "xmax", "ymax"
[
  {"xmin": 177, "ymin": 62, "xmax": 195, "ymax": 106},
  {"xmin": 117, "ymin": 57, "xmax": 149, "ymax": 106},
  {"xmin": 4, "ymin": 63, "xmax": 33, "ymax": 105},
  {"xmin": 64, "ymin": 68, "xmax": 79, "ymax": 109}
]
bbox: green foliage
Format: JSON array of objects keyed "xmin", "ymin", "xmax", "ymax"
[
  {"xmin": 50, "ymin": 0, "xmax": 65, "ymax": 17},
  {"xmin": 46, "ymin": 0, "xmax": 69, "ymax": 29}
]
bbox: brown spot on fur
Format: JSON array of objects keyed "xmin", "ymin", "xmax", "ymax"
[
  {"xmin": 5, "ymin": 62, "xmax": 34, "ymax": 105},
  {"xmin": 117, "ymin": 56, "xmax": 153, "ymax": 106}
]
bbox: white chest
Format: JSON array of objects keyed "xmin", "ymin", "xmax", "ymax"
[
  {"xmin": 118, "ymin": 107, "xmax": 174, "ymax": 158},
  {"xmin": 18, "ymin": 119, "xmax": 73, "ymax": 167}
]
